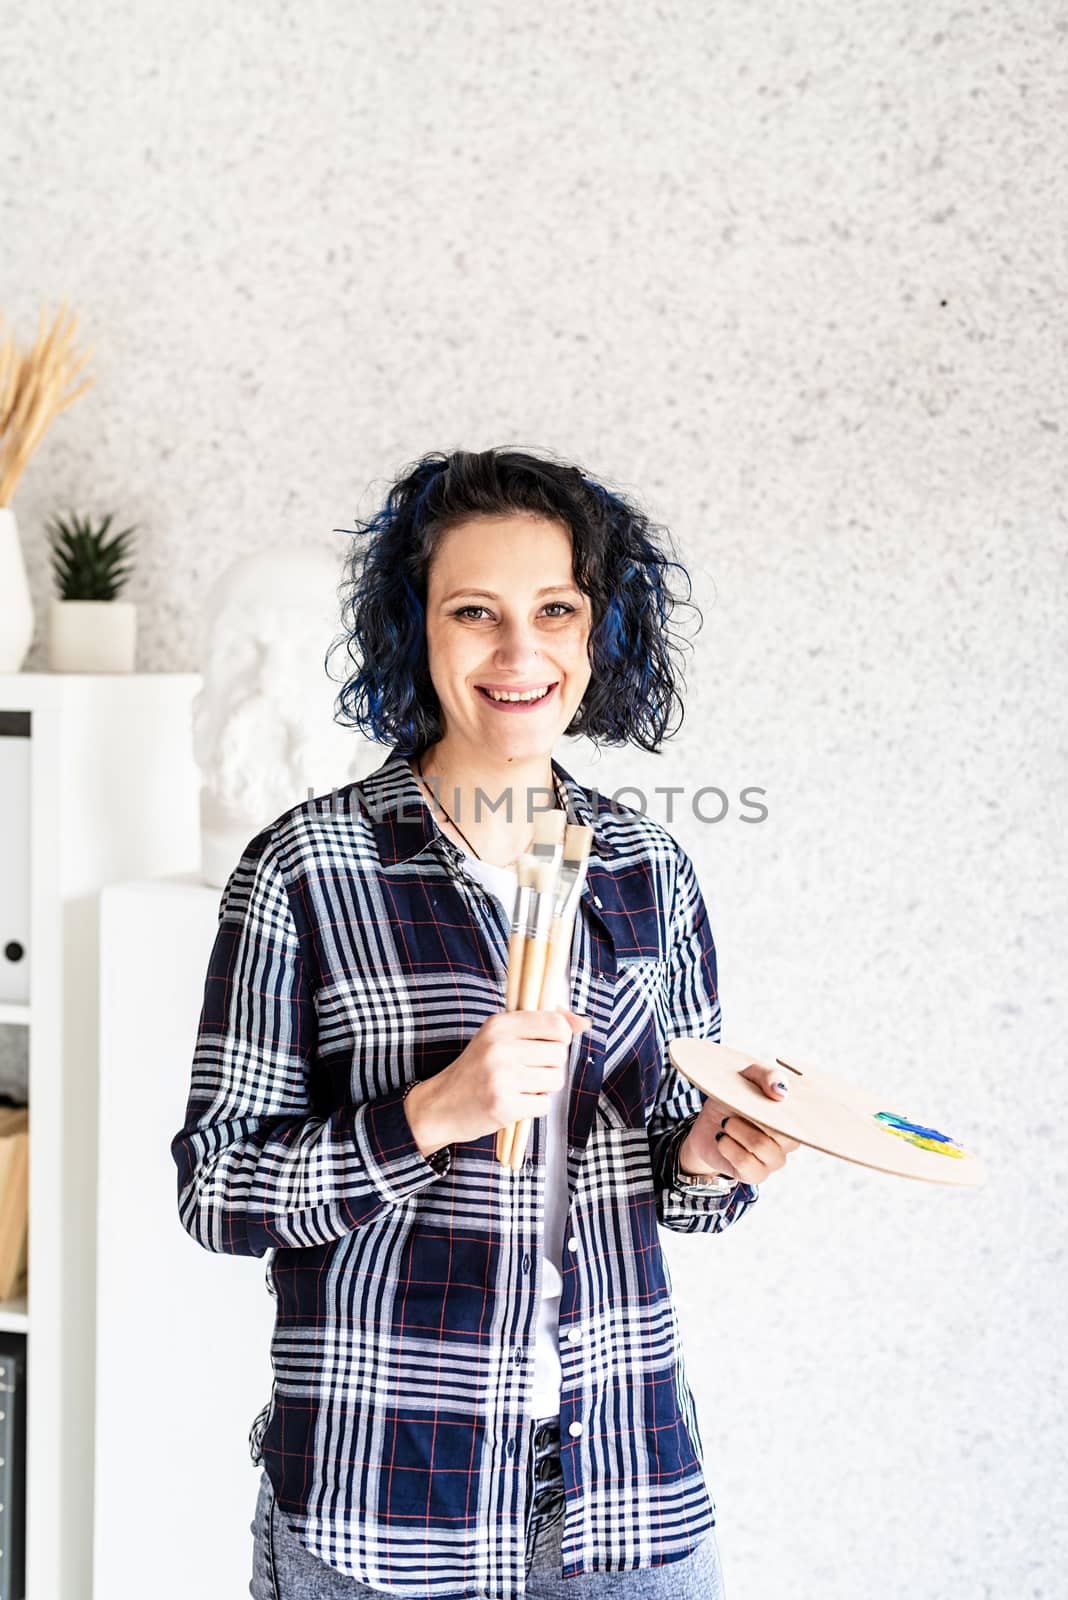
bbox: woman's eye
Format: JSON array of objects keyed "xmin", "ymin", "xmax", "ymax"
[{"xmin": 451, "ymin": 603, "xmax": 576, "ymax": 621}]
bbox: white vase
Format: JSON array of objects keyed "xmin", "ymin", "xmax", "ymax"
[
  {"xmin": 48, "ymin": 598, "xmax": 137, "ymax": 672},
  {"xmin": 0, "ymin": 507, "xmax": 35, "ymax": 671}
]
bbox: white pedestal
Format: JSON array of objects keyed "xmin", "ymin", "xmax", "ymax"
[{"xmin": 95, "ymin": 876, "xmax": 275, "ymax": 1600}]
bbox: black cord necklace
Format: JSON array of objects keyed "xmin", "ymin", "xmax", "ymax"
[{"xmin": 415, "ymin": 752, "xmax": 565, "ymax": 864}]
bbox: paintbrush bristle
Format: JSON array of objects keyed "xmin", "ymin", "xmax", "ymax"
[
  {"xmin": 532, "ymin": 858, "xmax": 558, "ymax": 895},
  {"xmin": 532, "ymin": 808, "xmax": 567, "ymax": 846},
  {"xmin": 562, "ymin": 824, "xmax": 594, "ymax": 866},
  {"xmin": 516, "ymin": 853, "xmax": 540, "ymax": 889}
]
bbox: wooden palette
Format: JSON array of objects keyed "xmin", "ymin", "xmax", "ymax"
[{"xmin": 667, "ymin": 1040, "xmax": 986, "ymax": 1187}]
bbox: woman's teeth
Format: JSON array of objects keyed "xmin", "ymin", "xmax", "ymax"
[{"xmin": 479, "ymin": 684, "xmax": 553, "ymax": 703}]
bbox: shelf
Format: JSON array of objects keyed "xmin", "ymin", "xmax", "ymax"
[
  {"xmin": 0, "ymin": 1293, "xmax": 28, "ymax": 1334},
  {"xmin": 0, "ymin": 671, "xmax": 202, "ymax": 712},
  {"xmin": 1, "ymin": 669, "xmax": 204, "ymax": 1600}
]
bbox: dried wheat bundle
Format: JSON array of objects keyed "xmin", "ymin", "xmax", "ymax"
[{"xmin": 0, "ymin": 298, "xmax": 96, "ymax": 506}]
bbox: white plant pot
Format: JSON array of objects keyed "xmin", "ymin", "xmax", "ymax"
[
  {"xmin": 48, "ymin": 598, "xmax": 137, "ymax": 673},
  {"xmin": 0, "ymin": 507, "xmax": 35, "ymax": 671}
]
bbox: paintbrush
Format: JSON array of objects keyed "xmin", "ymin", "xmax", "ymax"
[
  {"xmin": 504, "ymin": 824, "xmax": 594, "ymax": 1169},
  {"xmin": 531, "ymin": 803, "xmax": 567, "ymax": 860},
  {"xmin": 495, "ymin": 808, "xmax": 566, "ymax": 1165},
  {"xmin": 496, "ymin": 852, "xmax": 559, "ymax": 1165},
  {"xmin": 538, "ymin": 823, "xmax": 594, "ymax": 1017},
  {"xmin": 497, "ymin": 852, "xmax": 538, "ymax": 1164}
]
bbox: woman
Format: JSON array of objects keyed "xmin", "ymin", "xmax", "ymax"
[{"xmin": 171, "ymin": 447, "xmax": 799, "ymax": 1600}]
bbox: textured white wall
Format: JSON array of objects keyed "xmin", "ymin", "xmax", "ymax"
[{"xmin": 4, "ymin": 2, "xmax": 1065, "ymax": 1596}]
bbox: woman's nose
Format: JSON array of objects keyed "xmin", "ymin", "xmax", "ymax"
[{"xmin": 491, "ymin": 620, "xmax": 543, "ymax": 661}]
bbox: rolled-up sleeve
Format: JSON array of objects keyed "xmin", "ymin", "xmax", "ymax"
[
  {"xmin": 649, "ymin": 842, "xmax": 760, "ymax": 1234},
  {"xmin": 170, "ymin": 827, "xmax": 451, "ymax": 1258}
]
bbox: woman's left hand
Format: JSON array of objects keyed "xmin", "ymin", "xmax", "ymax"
[{"xmin": 681, "ymin": 1062, "xmax": 801, "ymax": 1185}]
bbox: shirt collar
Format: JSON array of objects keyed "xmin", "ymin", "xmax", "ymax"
[{"xmin": 356, "ymin": 742, "xmax": 614, "ymax": 871}]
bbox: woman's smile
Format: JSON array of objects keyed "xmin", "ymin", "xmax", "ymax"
[{"xmin": 474, "ymin": 681, "xmax": 559, "ymax": 712}]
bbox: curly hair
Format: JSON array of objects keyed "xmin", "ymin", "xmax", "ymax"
[{"xmin": 325, "ymin": 446, "xmax": 702, "ymax": 755}]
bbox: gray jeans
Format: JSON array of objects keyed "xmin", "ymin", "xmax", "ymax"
[{"xmin": 249, "ymin": 1415, "xmax": 726, "ymax": 1598}]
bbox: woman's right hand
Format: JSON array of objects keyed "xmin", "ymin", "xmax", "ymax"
[{"xmin": 404, "ymin": 1009, "xmax": 591, "ymax": 1157}]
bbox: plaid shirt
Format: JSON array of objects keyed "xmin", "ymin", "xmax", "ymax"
[{"xmin": 171, "ymin": 742, "xmax": 759, "ymax": 1599}]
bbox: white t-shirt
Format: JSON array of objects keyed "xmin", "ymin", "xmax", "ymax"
[{"xmin": 457, "ymin": 849, "xmax": 569, "ymax": 1420}]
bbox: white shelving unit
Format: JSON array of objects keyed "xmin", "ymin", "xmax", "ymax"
[{"xmin": 0, "ymin": 671, "xmax": 202, "ymax": 1600}]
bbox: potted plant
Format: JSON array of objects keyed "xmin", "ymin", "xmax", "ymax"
[
  {"xmin": 0, "ymin": 299, "xmax": 96, "ymax": 671},
  {"xmin": 46, "ymin": 510, "xmax": 138, "ymax": 672}
]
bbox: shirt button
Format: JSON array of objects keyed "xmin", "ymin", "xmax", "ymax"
[
  {"xmin": 567, "ymin": 1237, "xmax": 579, "ymax": 1252},
  {"xmin": 567, "ymin": 1327, "xmax": 582, "ymax": 1343},
  {"xmin": 568, "ymin": 1420, "xmax": 584, "ymax": 1438}
]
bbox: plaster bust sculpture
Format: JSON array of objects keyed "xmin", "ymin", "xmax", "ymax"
[{"xmin": 192, "ymin": 544, "xmax": 377, "ymax": 887}]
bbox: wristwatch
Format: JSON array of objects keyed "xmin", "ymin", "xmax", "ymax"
[{"xmin": 668, "ymin": 1133, "xmax": 738, "ymax": 1196}]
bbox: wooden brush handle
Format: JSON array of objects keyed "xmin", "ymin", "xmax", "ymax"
[
  {"xmin": 507, "ymin": 915, "xmax": 575, "ymax": 1169},
  {"xmin": 501, "ymin": 936, "xmax": 550, "ymax": 1167},
  {"xmin": 496, "ymin": 927, "xmax": 529, "ymax": 1164},
  {"xmin": 518, "ymin": 934, "xmax": 549, "ymax": 1009},
  {"xmin": 540, "ymin": 918, "xmax": 571, "ymax": 1012},
  {"xmin": 504, "ymin": 927, "xmax": 525, "ymax": 1012}
]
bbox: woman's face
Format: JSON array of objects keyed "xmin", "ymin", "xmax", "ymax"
[{"xmin": 423, "ymin": 512, "xmax": 593, "ymax": 759}]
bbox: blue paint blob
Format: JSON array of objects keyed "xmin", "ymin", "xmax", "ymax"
[{"xmin": 875, "ymin": 1111, "xmax": 955, "ymax": 1143}]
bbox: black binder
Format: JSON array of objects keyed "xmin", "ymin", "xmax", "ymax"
[{"xmin": 0, "ymin": 1332, "xmax": 26, "ymax": 1600}]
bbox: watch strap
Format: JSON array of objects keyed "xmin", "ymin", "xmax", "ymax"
[{"xmin": 668, "ymin": 1124, "xmax": 738, "ymax": 1195}]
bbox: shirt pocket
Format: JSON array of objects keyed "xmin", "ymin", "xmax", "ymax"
[
  {"xmin": 601, "ymin": 952, "xmax": 669, "ymax": 1123},
  {"xmin": 587, "ymin": 1112, "xmax": 658, "ymax": 1209}
]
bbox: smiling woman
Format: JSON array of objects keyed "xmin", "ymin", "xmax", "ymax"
[
  {"xmin": 328, "ymin": 446, "xmax": 697, "ymax": 757},
  {"xmin": 174, "ymin": 444, "xmax": 796, "ymax": 1600},
  {"xmin": 325, "ymin": 447, "xmax": 702, "ymax": 867}
]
